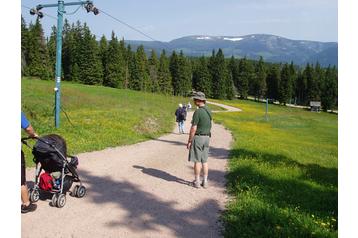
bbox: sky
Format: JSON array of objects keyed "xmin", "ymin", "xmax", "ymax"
[{"xmin": 21, "ymin": 0, "xmax": 338, "ymax": 42}]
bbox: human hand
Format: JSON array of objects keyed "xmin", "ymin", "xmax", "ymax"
[
  {"xmin": 187, "ymin": 141, "xmax": 192, "ymax": 150},
  {"xmin": 32, "ymin": 133, "xmax": 39, "ymax": 138}
]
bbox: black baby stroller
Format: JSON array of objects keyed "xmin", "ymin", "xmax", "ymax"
[{"xmin": 21, "ymin": 134, "xmax": 86, "ymax": 208}]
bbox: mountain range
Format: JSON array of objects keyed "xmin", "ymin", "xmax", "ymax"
[{"xmin": 126, "ymin": 34, "xmax": 338, "ymax": 67}]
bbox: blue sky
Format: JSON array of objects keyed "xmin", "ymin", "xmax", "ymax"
[{"xmin": 21, "ymin": 0, "xmax": 337, "ymax": 42}]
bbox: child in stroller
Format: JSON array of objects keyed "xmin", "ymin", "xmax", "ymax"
[{"xmin": 21, "ymin": 134, "xmax": 86, "ymax": 208}]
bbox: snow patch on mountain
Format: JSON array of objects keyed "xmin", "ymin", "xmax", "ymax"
[
  {"xmin": 196, "ymin": 36, "xmax": 212, "ymax": 40},
  {"xmin": 223, "ymin": 37, "xmax": 243, "ymax": 42}
]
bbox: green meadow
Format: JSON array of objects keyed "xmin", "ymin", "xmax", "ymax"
[
  {"xmin": 213, "ymin": 100, "xmax": 338, "ymax": 237},
  {"xmin": 22, "ymin": 78, "xmax": 338, "ymax": 237},
  {"xmin": 21, "ymin": 78, "xmax": 187, "ymax": 165}
]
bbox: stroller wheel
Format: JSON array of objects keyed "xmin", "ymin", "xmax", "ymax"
[
  {"xmin": 72, "ymin": 185, "xmax": 79, "ymax": 197},
  {"xmin": 29, "ymin": 188, "xmax": 40, "ymax": 203},
  {"xmin": 56, "ymin": 194, "xmax": 66, "ymax": 208},
  {"xmin": 51, "ymin": 194, "xmax": 58, "ymax": 206},
  {"xmin": 76, "ymin": 185, "xmax": 86, "ymax": 198}
]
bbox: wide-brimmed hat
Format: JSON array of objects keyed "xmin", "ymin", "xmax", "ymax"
[{"xmin": 192, "ymin": 91, "xmax": 206, "ymax": 101}]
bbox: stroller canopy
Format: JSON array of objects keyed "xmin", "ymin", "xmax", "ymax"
[{"xmin": 32, "ymin": 134, "xmax": 67, "ymax": 172}]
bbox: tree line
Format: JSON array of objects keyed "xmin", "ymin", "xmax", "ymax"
[{"xmin": 21, "ymin": 17, "xmax": 338, "ymax": 111}]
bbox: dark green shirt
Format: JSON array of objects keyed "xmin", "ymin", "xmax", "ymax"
[{"xmin": 191, "ymin": 105, "xmax": 212, "ymax": 135}]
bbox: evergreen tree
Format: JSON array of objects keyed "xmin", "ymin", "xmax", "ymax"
[
  {"xmin": 169, "ymin": 51, "xmax": 180, "ymax": 95},
  {"xmin": 71, "ymin": 63, "xmax": 80, "ymax": 82},
  {"xmin": 158, "ymin": 50, "xmax": 173, "ymax": 94},
  {"xmin": 26, "ymin": 18, "xmax": 52, "ymax": 80},
  {"xmin": 210, "ymin": 49, "xmax": 229, "ymax": 99},
  {"xmin": 306, "ymin": 63, "xmax": 320, "ymax": 102},
  {"xmin": 228, "ymin": 56, "xmax": 240, "ymax": 92},
  {"xmin": 103, "ymin": 31, "xmax": 125, "ymax": 88},
  {"xmin": 278, "ymin": 63, "xmax": 293, "ymax": 105},
  {"xmin": 289, "ymin": 62, "xmax": 297, "ymax": 103},
  {"xmin": 321, "ymin": 66, "xmax": 338, "ymax": 111},
  {"xmin": 128, "ymin": 46, "xmax": 139, "ymax": 90},
  {"xmin": 253, "ymin": 56, "xmax": 267, "ymax": 100},
  {"xmin": 314, "ymin": 62, "xmax": 324, "ymax": 101},
  {"xmin": 136, "ymin": 45, "xmax": 151, "ymax": 91},
  {"xmin": 225, "ymin": 67, "xmax": 235, "ymax": 100},
  {"xmin": 177, "ymin": 51, "xmax": 192, "ymax": 96},
  {"xmin": 237, "ymin": 57, "xmax": 253, "ymax": 99},
  {"xmin": 129, "ymin": 45, "xmax": 150, "ymax": 91},
  {"xmin": 62, "ymin": 20, "xmax": 72, "ymax": 80},
  {"xmin": 47, "ymin": 26, "xmax": 57, "ymax": 76},
  {"xmin": 170, "ymin": 50, "xmax": 192, "ymax": 96},
  {"xmin": 62, "ymin": 20, "xmax": 81, "ymax": 81},
  {"xmin": 296, "ymin": 66, "xmax": 308, "ymax": 105},
  {"xmin": 77, "ymin": 23, "xmax": 103, "ymax": 85},
  {"xmin": 192, "ymin": 56, "xmax": 212, "ymax": 97},
  {"xmin": 148, "ymin": 49, "xmax": 160, "ymax": 93},
  {"xmin": 125, "ymin": 45, "xmax": 134, "ymax": 89},
  {"xmin": 119, "ymin": 38, "xmax": 129, "ymax": 88},
  {"xmin": 21, "ymin": 16, "xmax": 29, "ymax": 76},
  {"xmin": 99, "ymin": 34, "xmax": 108, "ymax": 79},
  {"xmin": 266, "ymin": 64, "xmax": 280, "ymax": 100}
]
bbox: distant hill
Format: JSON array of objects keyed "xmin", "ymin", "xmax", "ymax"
[{"xmin": 126, "ymin": 34, "xmax": 338, "ymax": 67}]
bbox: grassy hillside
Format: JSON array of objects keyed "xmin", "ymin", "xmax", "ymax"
[
  {"xmin": 213, "ymin": 100, "xmax": 338, "ymax": 237},
  {"xmin": 21, "ymin": 78, "xmax": 187, "ymax": 165}
]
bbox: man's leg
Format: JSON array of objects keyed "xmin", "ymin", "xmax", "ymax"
[
  {"xmin": 193, "ymin": 162, "xmax": 202, "ymax": 187},
  {"xmin": 202, "ymin": 162, "xmax": 209, "ymax": 188},
  {"xmin": 181, "ymin": 121, "xmax": 185, "ymax": 133},
  {"xmin": 201, "ymin": 136, "xmax": 210, "ymax": 188},
  {"xmin": 21, "ymin": 185, "xmax": 30, "ymax": 206},
  {"xmin": 21, "ymin": 151, "xmax": 37, "ymax": 213},
  {"xmin": 202, "ymin": 162, "xmax": 208, "ymax": 181}
]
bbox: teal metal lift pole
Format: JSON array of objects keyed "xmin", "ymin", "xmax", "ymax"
[
  {"xmin": 54, "ymin": 1, "xmax": 64, "ymax": 128},
  {"xmin": 30, "ymin": 1, "xmax": 98, "ymax": 128}
]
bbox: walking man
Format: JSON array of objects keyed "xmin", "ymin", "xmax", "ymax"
[
  {"xmin": 187, "ymin": 102, "xmax": 192, "ymax": 112},
  {"xmin": 175, "ymin": 104, "xmax": 187, "ymax": 134},
  {"xmin": 187, "ymin": 92, "xmax": 212, "ymax": 188},
  {"xmin": 21, "ymin": 112, "xmax": 38, "ymax": 213}
]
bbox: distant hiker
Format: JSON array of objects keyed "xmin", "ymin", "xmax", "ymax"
[
  {"xmin": 187, "ymin": 102, "xmax": 192, "ymax": 112},
  {"xmin": 187, "ymin": 92, "xmax": 212, "ymax": 189},
  {"xmin": 175, "ymin": 104, "xmax": 187, "ymax": 134},
  {"xmin": 21, "ymin": 112, "xmax": 38, "ymax": 213}
]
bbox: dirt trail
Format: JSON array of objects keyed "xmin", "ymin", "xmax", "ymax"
[
  {"xmin": 22, "ymin": 103, "xmax": 240, "ymax": 238},
  {"xmin": 207, "ymin": 101, "xmax": 242, "ymax": 112}
]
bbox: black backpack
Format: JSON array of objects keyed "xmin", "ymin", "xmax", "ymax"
[{"xmin": 178, "ymin": 108, "xmax": 186, "ymax": 120}]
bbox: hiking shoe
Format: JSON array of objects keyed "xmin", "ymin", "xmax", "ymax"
[
  {"xmin": 21, "ymin": 203, "xmax": 37, "ymax": 214},
  {"xmin": 192, "ymin": 180, "xmax": 201, "ymax": 188},
  {"xmin": 201, "ymin": 180, "xmax": 208, "ymax": 189}
]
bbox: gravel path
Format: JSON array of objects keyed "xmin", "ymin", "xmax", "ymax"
[
  {"xmin": 22, "ymin": 103, "xmax": 239, "ymax": 238},
  {"xmin": 207, "ymin": 101, "xmax": 242, "ymax": 112}
]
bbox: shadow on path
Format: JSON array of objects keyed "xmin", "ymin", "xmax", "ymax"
[
  {"xmin": 133, "ymin": 165, "xmax": 191, "ymax": 186},
  {"xmin": 80, "ymin": 170, "xmax": 223, "ymax": 237}
]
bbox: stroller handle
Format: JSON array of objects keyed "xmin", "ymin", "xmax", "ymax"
[{"xmin": 21, "ymin": 136, "xmax": 55, "ymax": 148}]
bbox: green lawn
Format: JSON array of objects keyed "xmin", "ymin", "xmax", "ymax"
[
  {"xmin": 22, "ymin": 78, "xmax": 187, "ymax": 166},
  {"xmin": 213, "ymin": 100, "xmax": 338, "ymax": 237}
]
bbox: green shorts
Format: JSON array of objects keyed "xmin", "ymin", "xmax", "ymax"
[{"xmin": 188, "ymin": 135, "xmax": 210, "ymax": 163}]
